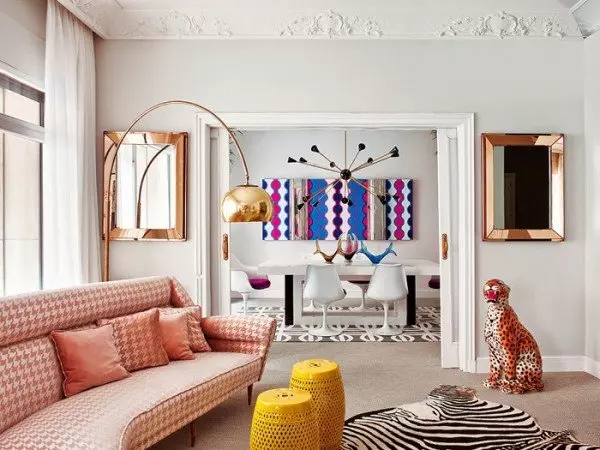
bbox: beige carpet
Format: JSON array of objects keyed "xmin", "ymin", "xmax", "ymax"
[{"xmin": 152, "ymin": 343, "xmax": 600, "ymax": 449}]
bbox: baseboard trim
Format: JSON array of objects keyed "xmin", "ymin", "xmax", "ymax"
[{"xmin": 584, "ymin": 356, "xmax": 600, "ymax": 378}]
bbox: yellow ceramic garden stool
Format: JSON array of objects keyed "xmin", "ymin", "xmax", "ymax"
[
  {"xmin": 250, "ymin": 388, "xmax": 320, "ymax": 450},
  {"xmin": 290, "ymin": 359, "xmax": 345, "ymax": 450}
]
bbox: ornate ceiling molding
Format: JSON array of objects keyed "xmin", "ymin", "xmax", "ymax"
[
  {"xmin": 56, "ymin": 1, "xmax": 582, "ymax": 40},
  {"xmin": 280, "ymin": 10, "xmax": 382, "ymax": 38},
  {"xmin": 436, "ymin": 11, "xmax": 568, "ymax": 38},
  {"xmin": 113, "ymin": 11, "xmax": 232, "ymax": 38}
]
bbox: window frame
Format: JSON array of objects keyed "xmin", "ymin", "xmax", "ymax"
[{"xmin": 0, "ymin": 71, "xmax": 44, "ymax": 295}]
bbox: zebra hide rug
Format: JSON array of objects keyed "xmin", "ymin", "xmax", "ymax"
[{"xmin": 342, "ymin": 385, "xmax": 600, "ymax": 450}]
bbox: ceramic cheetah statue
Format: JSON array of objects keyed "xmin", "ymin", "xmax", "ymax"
[{"xmin": 483, "ymin": 279, "xmax": 544, "ymax": 394}]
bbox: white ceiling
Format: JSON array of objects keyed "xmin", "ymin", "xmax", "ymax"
[{"xmin": 59, "ymin": 0, "xmax": 600, "ymax": 39}]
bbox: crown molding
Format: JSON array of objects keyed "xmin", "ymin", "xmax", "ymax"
[{"xmin": 56, "ymin": 1, "xmax": 582, "ymax": 40}]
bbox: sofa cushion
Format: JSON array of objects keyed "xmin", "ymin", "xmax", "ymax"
[
  {"xmin": 98, "ymin": 309, "xmax": 169, "ymax": 372},
  {"xmin": 0, "ymin": 352, "xmax": 262, "ymax": 450},
  {"xmin": 51, "ymin": 325, "xmax": 131, "ymax": 397},
  {"xmin": 159, "ymin": 306, "xmax": 211, "ymax": 353},
  {"xmin": 158, "ymin": 313, "xmax": 194, "ymax": 361}
]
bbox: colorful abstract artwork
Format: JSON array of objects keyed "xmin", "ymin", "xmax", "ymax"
[
  {"xmin": 262, "ymin": 178, "xmax": 291, "ymax": 240},
  {"xmin": 385, "ymin": 179, "xmax": 413, "ymax": 240},
  {"xmin": 262, "ymin": 178, "xmax": 413, "ymax": 241}
]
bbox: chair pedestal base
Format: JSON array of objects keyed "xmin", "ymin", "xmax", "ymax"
[
  {"xmin": 373, "ymin": 324, "xmax": 403, "ymax": 336},
  {"xmin": 309, "ymin": 325, "xmax": 342, "ymax": 337}
]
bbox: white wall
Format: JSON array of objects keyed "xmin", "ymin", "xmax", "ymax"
[
  {"xmin": 95, "ymin": 39, "xmax": 585, "ymax": 359},
  {"xmin": 229, "ymin": 129, "xmax": 439, "ymax": 297},
  {"xmin": 584, "ymin": 32, "xmax": 600, "ymax": 364},
  {"xmin": 0, "ymin": 0, "xmax": 46, "ymax": 88}
]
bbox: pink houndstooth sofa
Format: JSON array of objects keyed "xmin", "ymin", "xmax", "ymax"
[{"xmin": 0, "ymin": 276, "xmax": 276, "ymax": 449}]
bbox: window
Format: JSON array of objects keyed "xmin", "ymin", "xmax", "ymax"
[{"xmin": 0, "ymin": 73, "xmax": 44, "ymax": 296}]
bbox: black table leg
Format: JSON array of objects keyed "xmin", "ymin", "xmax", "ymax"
[
  {"xmin": 407, "ymin": 275, "xmax": 416, "ymax": 326},
  {"xmin": 284, "ymin": 275, "xmax": 294, "ymax": 326}
]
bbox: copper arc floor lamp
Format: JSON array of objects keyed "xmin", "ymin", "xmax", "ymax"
[{"xmin": 102, "ymin": 100, "xmax": 274, "ymax": 282}]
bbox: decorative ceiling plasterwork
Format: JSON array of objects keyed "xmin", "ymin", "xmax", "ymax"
[
  {"xmin": 114, "ymin": 11, "xmax": 232, "ymax": 38},
  {"xmin": 56, "ymin": 0, "xmax": 582, "ymax": 40},
  {"xmin": 436, "ymin": 11, "xmax": 567, "ymax": 38},
  {"xmin": 280, "ymin": 10, "xmax": 382, "ymax": 38}
]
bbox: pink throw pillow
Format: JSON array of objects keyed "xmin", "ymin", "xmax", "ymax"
[
  {"xmin": 98, "ymin": 309, "xmax": 169, "ymax": 372},
  {"xmin": 159, "ymin": 306, "xmax": 211, "ymax": 352},
  {"xmin": 51, "ymin": 325, "xmax": 130, "ymax": 397},
  {"xmin": 159, "ymin": 313, "xmax": 195, "ymax": 361}
]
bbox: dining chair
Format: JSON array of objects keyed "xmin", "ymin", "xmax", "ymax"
[
  {"xmin": 366, "ymin": 264, "xmax": 408, "ymax": 336},
  {"xmin": 231, "ymin": 254, "xmax": 271, "ymax": 315},
  {"xmin": 304, "ymin": 265, "xmax": 346, "ymax": 336}
]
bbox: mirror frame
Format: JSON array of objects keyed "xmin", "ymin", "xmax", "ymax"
[
  {"xmin": 103, "ymin": 131, "xmax": 187, "ymax": 241},
  {"xmin": 482, "ymin": 133, "xmax": 564, "ymax": 242}
]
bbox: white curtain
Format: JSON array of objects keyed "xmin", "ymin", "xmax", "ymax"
[{"xmin": 43, "ymin": 0, "xmax": 100, "ymax": 288}]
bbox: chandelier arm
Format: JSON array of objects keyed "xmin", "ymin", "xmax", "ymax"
[
  {"xmin": 304, "ymin": 178, "xmax": 340, "ymax": 203},
  {"xmin": 314, "ymin": 150, "xmax": 343, "ymax": 172},
  {"xmin": 352, "ymin": 153, "xmax": 394, "ymax": 173},
  {"xmin": 350, "ymin": 177, "xmax": 382, "ymax": 199},
  {"xmin": 310, "ymin": 181, "xmax": 337, "ymax": 206},
  {"xmin": 299, "ymin": 160, "xmax": 340, "ymax": 173},
  {"xmin": 347, "ymin": 149, "xmax": 361, "ymax": 171},
  {"xmin": 104, "ymin": 99, "xmax": 252, "ymax": 282}
]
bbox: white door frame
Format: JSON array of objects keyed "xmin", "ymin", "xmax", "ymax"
[{"xmin": 197, "ymin": 112, "xmax": 476, "ymax": 373}]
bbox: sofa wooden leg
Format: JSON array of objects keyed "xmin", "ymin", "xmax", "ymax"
[
  {"xmin": 247, "ymin": 384, "xmax": 253, "ymax": 406},
  {"xmin": 189, "ymin": 421, "xmax": 196, "ymax": 447}
]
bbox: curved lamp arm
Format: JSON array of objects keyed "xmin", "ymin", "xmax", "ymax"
[{"xmin": 103, "ymin": 100, "xmax": 273, "ymax": 282}]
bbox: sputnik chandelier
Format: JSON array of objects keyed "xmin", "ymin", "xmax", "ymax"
[{"xmin": 287, "ymin": 132, "xmax": 400, "ymax": 210}]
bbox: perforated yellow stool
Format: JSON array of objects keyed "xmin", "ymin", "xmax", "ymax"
[
  {"xmin": 290, "ymin": 359, "xmax": 345, "ymax": 450},
  {"xmin": 250, "ymin": 388, "xmax": 320, "ymax": 450}
]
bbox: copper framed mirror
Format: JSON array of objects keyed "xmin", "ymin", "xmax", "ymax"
[
  {"xmin": 103, "ymin": 131, "xmax": 187, "ymax": 241},
  {"xmin": 482, "ymin": 133, "xmax": 564, "ymax": 242}
]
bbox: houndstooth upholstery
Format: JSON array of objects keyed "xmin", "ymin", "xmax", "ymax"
[
  {"xmin": 202, "ymin": 315, "xmax": 277, "ymax": 379},
  {"xmin": 0, "ymin": 337, "xmax": 64, "ymax": 433},
  {"xmin": 159, "ymin": 306, "xmax": 211, "ymax": 353},
  {"xmin": 0, "ymin": 353, "xmax": 262, "ymax": 450},
  {"xmin": 98, "ymin": 308, "xmax": 169, "ymax": 372},
  {"xmin": 0, "ymin": 277, "xmax": 276, "ymax": 449},
  {"xmin": 0, "ymin": 277, "xmax": 172, "ymax": 347}
]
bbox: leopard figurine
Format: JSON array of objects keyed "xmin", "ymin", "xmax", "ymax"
[{"xmin": 483, "ymin": 279, "xmax": 543, "ymax": 394}]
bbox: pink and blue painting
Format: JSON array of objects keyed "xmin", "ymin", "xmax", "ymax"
[{"xmin": 261, "ymin": 178, "xmax": 413, "ymax": 241}]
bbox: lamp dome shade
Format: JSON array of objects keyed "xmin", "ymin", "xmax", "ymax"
[{"xmin": 221, "ymin": 184, "xmax": 274, "ymax": 222}]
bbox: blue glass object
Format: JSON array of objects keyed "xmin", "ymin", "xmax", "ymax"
[{"xmin": 357, "ymin": 241, "xmax": 397, "ymax": 264}]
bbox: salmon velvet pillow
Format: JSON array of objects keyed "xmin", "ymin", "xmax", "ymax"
[
  {"xmin": 159, "ymin": 313, "xmax": 195, "ymax": 361},
  {"xmin": 51, "ymin": 325, "xmax": 130, "ymax": 397},
  {"xmin": 159, "ymin": 306, "xmax": 211, "ymax": 353},
  {"xmin": 98, "ymin": 308, "xmax": 169, "ymax": 372}
]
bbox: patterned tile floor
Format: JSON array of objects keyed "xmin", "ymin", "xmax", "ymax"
[{"xmin": 242, "ymin": 305, "xmax": 441, "ymax": 343}]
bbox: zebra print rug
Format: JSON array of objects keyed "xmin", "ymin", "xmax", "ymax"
[{"xmin": 342, "ymin": 385, "xmax": 599, "ymax": 450}]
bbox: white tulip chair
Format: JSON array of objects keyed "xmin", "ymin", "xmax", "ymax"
[
  {"xmin": 366, "ymin": 264, "xmax": 408, "ymax": 336},
  {"xmin": 304, "ymin": 265, "xmax": 346, "ymax": 337},
  {"xmin": 230, "ymin": 254, "xmax": 270, "ymax": 315}
]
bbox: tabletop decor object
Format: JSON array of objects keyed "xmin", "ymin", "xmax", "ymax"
[
  {"xmin": 341, "ymin": 385, "xmax": 598, "ymax": 449},
  {"xmin": 339, "ymin": 233, "xmax": 359, "ymax": 263},
  {"xmin": 290, "ymin": 359, "xmax": 345, "ymax": 450},
  {"xmin": 483, "ymin": 279, "xmax": 543, "ymax": 394},
  {"xmin": 250, "ymin": 388, "xmax": 320, "ymax": 450},
  {"xmin": 102, "ymin": 100, "xmax": 274, "ymax": 281},
  {"xmin": 357, "ymin": 241, "xmax": 397, "ymax": 264},
  {"xmin": 314, "ymin": 240, "xmax": 341, "ymax": 264}
]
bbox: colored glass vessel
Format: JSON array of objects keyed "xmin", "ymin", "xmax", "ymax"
[{"xmin": 357, "ymin": 241, "xmax": 397, "ymax": 264}]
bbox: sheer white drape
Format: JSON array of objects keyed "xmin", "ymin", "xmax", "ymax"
[{"xmin": 43, "ymin": 0, "xmax": 100, "ymax": 288}]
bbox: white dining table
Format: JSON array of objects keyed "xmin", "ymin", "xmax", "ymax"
[{"xmin": 257, "ymin": 257, "xmax": 439, "ymax": 326}]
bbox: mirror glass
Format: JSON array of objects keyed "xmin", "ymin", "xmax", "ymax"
[
  {"xmin": 492, "ymin": 145, "xmax": 550, "ymax": 230},
  {"xmin": 482, "ymin": 134, "xmax": 564, "ymax": 242},
  {"xmin": 103, "ymin": 131, "xmax": 187, "ymax": 241},
  {"xmin": 115, "ymin": 143, "xmax": 177, "ymax": 229}
]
